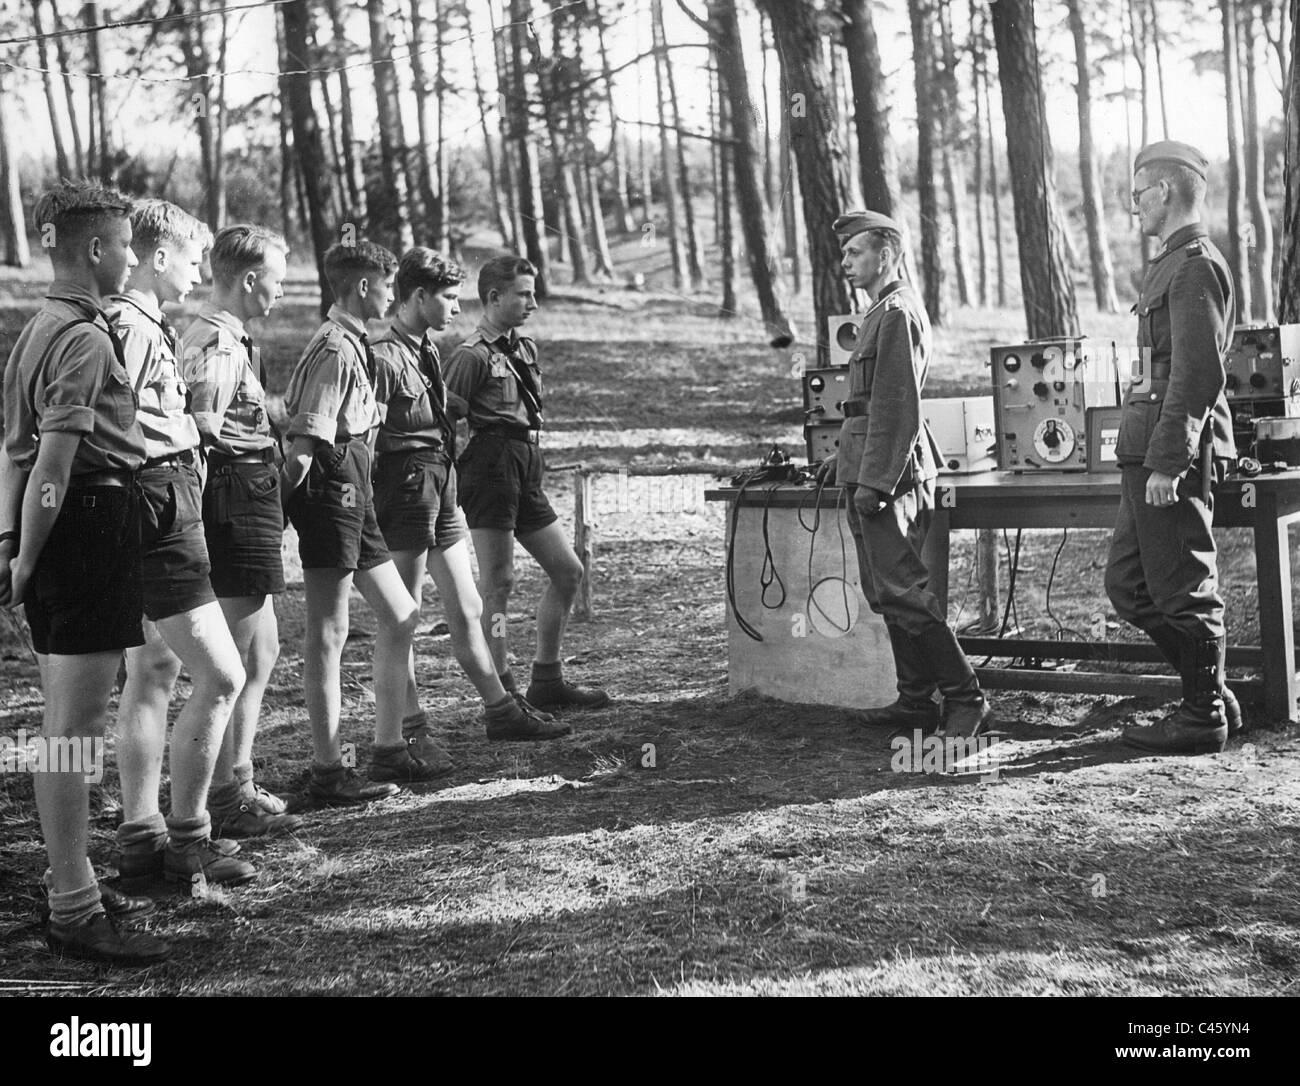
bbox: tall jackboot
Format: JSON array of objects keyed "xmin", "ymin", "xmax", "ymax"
[
  {"xmin": 1146, "ymin": 622, "xmax": 1241, "ymax": 737},
  {"xmin": 1123, "ymin": 631, "xmax": 1227, "ymax": 755},
  {"xmin": 912, "ymin": 622, "xmax": 994, "ymax": 738},
  {"xmin": 856, "ymin": 623, "xmax": 940, "ymax": 732}
]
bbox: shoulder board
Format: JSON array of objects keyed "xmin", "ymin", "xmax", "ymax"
[
  {"xmin": 458, "ymin": 334, "xmax": 488, "ymax": 350},
  {"xmin": 884, "ymin": 295, "xmax": 903, "ymax": 311},
  {"xmin": 1185, "ymin": 240, "xmax": 1204, "ymax": 256}
]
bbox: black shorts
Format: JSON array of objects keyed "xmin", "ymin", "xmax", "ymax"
[
  {"xmin": 139, "ymin": 461, "xmax": 217, "ymax": 621},
  {"xmin": 373, "ymin": 446, "xmax": 470, "ymax": 553},
  {"xmin": 456, "ymin": 432, "xmax": 557, "ymax": 535},
  {"xmin": 203, "ymin": 460, "xmax": 287, "ymax": 598},
  {"xmin": 287, "ymin": 437, "xmax": 391, "ymax": 572},
  {"xmin": 24, "ymin": 482, "xmax": 145, "ymax": 656}
]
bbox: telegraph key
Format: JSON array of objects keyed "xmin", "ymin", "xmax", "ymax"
[{"xmin": 990, "ymin": 338, "xmax": 1124, "ymax": 472}]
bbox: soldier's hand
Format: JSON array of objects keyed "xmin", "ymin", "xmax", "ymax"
[
  {"xmin": 815, "ymin": 455, "xmax": 837, "ymax": 486},
  {"xmin": 1145, "ymin": 470, "xmax": 1179, "ymax": 507},
  {"xmin": 853, "ymin": 485, "xmax": 890, "ymax": 518}
]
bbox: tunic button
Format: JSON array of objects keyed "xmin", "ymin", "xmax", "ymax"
[{"xmin": 1150, "ymin": 393, "xmax": 1158, "ymax": 400}]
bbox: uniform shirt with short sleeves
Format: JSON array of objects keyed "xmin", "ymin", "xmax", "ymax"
[
  {"xmin": 283, "ymin": 305, "xmax": 380, "ymax": 444},
  {"xmin": 1, "ymin": 280, "xmax": 146, "ymax": 474},
  {"xmin": 178, "ymin": 303, "xmax": 277, "ymax": 458},
  {"xmin": 442, "ymin": 319, "xmax": 543, "ymax": 433},
  {"xmin": 370, "ymin": 319, "xmax": 452, "ymax": 455},
  {"xmin": 105, "ymin": 289, "xmax": 200, "ymax": 460}
]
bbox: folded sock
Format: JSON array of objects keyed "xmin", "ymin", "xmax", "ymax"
[
  {"xmin": 165, "ymin": 812, "xmax": 212, "ymax": 847},
  {"xmin": 208, "ymin": 781, "xmax": 243, "ymax": 810},
  {"xmin": 115, "ymin": 812, "xmax": 168, "ymax": 852},
  {"xmin": 312, "ymin": 759, "xmax": 344, "ymax": 780},
  {"xmin": 498, "ymin": 670, "xmax": 518, "ymax": 694},
  {"xmin": 485, "ymin": 694, "xmax": 519, "ymax": 721},
  {"xmin": 401, "ymin": 711, "xmax": 429, "ymax": 739},
  {"xmin": 48, "ymin": 868, "xmax": 104, "ymax": 929},
  {"xmin": 232, "ymin": 762, "xmax": 255, "ymax": 786},
  {"xmin": 531, "ymin": 661, "xmax": 563, "ymax": 682},
  {"xmin": 372, "ymin": 742, "xmax": 408, "ymax": 760}
]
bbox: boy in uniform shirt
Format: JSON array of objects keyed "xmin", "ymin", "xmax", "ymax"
[
  {"xmin": 106, "ymin": 200, "xmax": 255, "ymax": 889},
  {"xmin": 180, "ymin": 223, "xmax": 303, "ymax": 836},
  {"xmin": 0, "ymin": 181, "xmax": 169, "ymax": 963},
  {"xmin": 282, "ymin": 239, "xmax": 440, "ymax": 803},
  {"xmin": 370, "ymin": 247, "xmax": 568, "ymax": 749},
  {"xmin": 443, "ymin": 256, "xmax": 610, "ymax": 711}
]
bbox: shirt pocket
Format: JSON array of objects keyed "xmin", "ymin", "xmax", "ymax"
[
  {"xmin": 233, "ymin": 385, "xmax": 268, "ymax": 436},
  {"xmin": 1136, "ymin": 291, "xmax": 1167, "ymax": 351},
  {"xmin": 105, "ymin": 366, "xmax": 137, "ymax": 429}
]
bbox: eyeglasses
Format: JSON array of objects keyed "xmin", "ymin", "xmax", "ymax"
[{"xmin": 1131, "ymin": 181, "xmax": 1164, "ymax": 206}]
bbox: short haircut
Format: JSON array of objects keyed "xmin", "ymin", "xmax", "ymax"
[
  {"xmin": 395, "ymin": 247, "xmax": 465, "ymax": 303},
  {"xmin": 324, "ymin": 238, "xmax": 397, "ymax": 296},
  {"xmin": 33, "ymin": 180, "xmax": 133, "ymax": 257},
  {"xmin": 1143, "ymin": 163, "xmax": 1206, "ymax": 208},
  {"xmin": 210, "ymin": 224, "xmax": 289, "ymax": 286},
  {"xmin": 478, "ymin": 255, "xmax": 537, "ymax": 305},
  {"xmin": 858, "ymin": 228, "xmax": 904, "ymax": 260},
  {"xmin": 129, "ymin": 199, "xmax": 212, "ymax": 257}
]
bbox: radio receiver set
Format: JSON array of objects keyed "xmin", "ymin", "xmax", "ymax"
[
  {"xmin": 1224, "ymin": 324, "xmax": 1300, "ymax": 400},
  {"xmin": 990, "ymin": 338, "xmax": 1128, "ymax": 472}
]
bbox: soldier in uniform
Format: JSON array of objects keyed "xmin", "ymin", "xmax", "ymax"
[
  {"xmin": 107, "ymin": 201, "xmax": 258, "ymax": 890},
  {"xmin": 370, "ymin": 247, "xmax": 566, "ymax": 746},
  {"xmin": 1105, "ymin": 140, "xmax": 1237, "ymax": 755},
  {"xmin": 181, "ymin": 224, "xmax": 303, "ymax": 836},
  {"xmin": 0, "ymin": 181, "xmax": 168, "ymax": 964},
  {"xmin": 282, "ymin": 239, "xmax": 439, "ymax": 804},
  {"xmin": 443, "ymin": 255, "xmax": 609, "ymax": 712},
  {"xmin": 818, "ymin": 211, "xmax": 993, "ymax": 738}
]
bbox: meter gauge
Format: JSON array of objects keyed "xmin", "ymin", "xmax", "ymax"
[{"xmin": 1032, "ymin": 417, "xmax": 1076, "ymax": 463}]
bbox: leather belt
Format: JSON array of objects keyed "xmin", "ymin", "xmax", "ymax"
[
  {"xmin": 142, "ymin": 447, "xmax": 199, "ymax": 471},
  {"xmin": 208, "ymin": 446, "xmax": 277, "ymax": 468},
  {"xmin": 840, "ymin": 400, "xmax": 869, "ymax": 418},
  {"xmin": 1149, "ymin": 361, "xmax": 1171, "ymax": 380},
  {"xmin": 477, "ymin": 424, "xmax": 540, "ymax": 445},
  {"xmin": 70, "ymin": 469, "xmax": 134, "ymax": 488},
  {"xmin": 378, "ymin": 442, "xmax": 445, "ymax": 462}
]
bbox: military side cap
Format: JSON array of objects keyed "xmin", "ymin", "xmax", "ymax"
[
  {"xmin": 833, "ymin": 210, "xmax": 903, "ymax": 243},
  {"xmin": 1134, "ymin": 140, "xmax": 1208, "ymax": 179}
]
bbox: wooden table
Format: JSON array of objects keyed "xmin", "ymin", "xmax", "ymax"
[{"xmin": 708, "ymin": 470, "xmax": 1300, "ymax": 723}]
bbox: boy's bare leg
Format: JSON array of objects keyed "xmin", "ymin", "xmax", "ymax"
[
  {"xmin": 389, "ymin": 549, "xmax": 432, "ymax": 721},
  {"xmin": 469, "ymin": 527, "xmax": 516, "ymax": 678},
  {"xmin": 302, "ymin": 568, "xmax": 353, "ymax": 765},
  {"xmin": 424, "ymin": 539, "xmax": 509, "ymax": 702},
  {"xmin": 213, "ymin": 595, "xmax": 279, "ymax": 780},
  {"xmin": 352, "ymin": 561, "xmax": 419, "ymax": 748}
]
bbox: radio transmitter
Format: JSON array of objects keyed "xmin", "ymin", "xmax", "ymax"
[
  {"xmin": 803, "ymin": 367, "xmax": 850, "ymax": 423},
  {"xmin": 990, "ymin": 338, "xmax": 1123, "ymax": 472},
  {"xmin": 1224, "ymin": 324, "xmax": 1300, "ymax": 400}
]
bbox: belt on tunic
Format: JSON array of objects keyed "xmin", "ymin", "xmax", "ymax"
[
  {"xmin": 840, "ymin": 400, "xmax": 869, "ymax": 418},
  {"xmin": 142, "ymin": 447, "xmax": 199, "ymax": 471},
  {"xmin": 208, "ymin": 446, "xmax": 277, "ymax": 468}
]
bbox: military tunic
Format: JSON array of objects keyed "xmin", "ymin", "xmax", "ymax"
[
  {"xmin": 1104, "ymin": 224, "xmax": 1235, "ymax": 641},
  {"xmin": 837, "ymin": 281, "xmax": 947, "ymax": 636}
]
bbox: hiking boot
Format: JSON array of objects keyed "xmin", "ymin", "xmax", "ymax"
[
  {"xmin": 1122, "ymin": 713, "xmax": 1227, "ymax": 755},
  {"xmin": 513, "ymin": 693, "xmax": 555, "ymax": 721},
  {"xmin": 939, "ymin": 696, "xmax": 995, "ymax": 739},
  {"xmin": 115, "ymin": 844, "xmax": 166, "ymax": 893},
  {"xmin": 164, "ymin": 837, "xmax": 258, "ymax": 887},
  {"xmin": 525, "ymin": 676, "xmax": 612, "ymax": 710},
  {"xmin": 400, "ymin": 716, "xmax": 455, "ymax": 775},
  {"xmin": 39, "ymin": 878, "xmax": 156, "ymax": 926},
  {"xmin": 485, "ymin": 700, "xmax": 573, "ymax": 742},
  {"xmin": 233, "ymin": 763, "xmax": 291, "ymax": 814},
  {"xmin": 370, "ymin": 742, "xmax": 454, "ymax": 783},
  {"xmin": 307, "ymin": 764, "xmax": 400, "ymax": 807},
  {"xmin": 210, "ymin": 799, "xmax": 304, "ymax": 839},
  {"xmin": 46, "ymin": 911, "xmax": 170, "ymax": 967}
]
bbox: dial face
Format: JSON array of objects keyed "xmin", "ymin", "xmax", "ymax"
[
  {"xmin": 1033, "ymin": 417, "xmax": 1076, "ymax": 463},
  {"xmin": 1003, "ymin": 353, "xmax": 1021, "ymax": 372}
]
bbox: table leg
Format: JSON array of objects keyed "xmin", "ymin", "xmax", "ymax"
[
  {"xmin": 927, "ymin": 493, "xmax": 952, "ymax": 612},
  {"xmin": 1253, "ymin": 492, "xmax": 1299, "ymax": 724}
]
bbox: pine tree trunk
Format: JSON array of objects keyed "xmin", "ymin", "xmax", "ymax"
[
  {"xmin": 467, "ymin": 1, "xmax": 510, "ymax": 247},
  {"xmin": 989, "ymin": 0, "xmax": 1080, "ymax": 337},
  {"xmin": 276, "ymin": 11, "xmax": 297, "ymax": 242},
  {"xmin": 717, "ymin": 64, "xmax": 736, "ymax": 318},
  {"xmin": 970, "ymin": 0, "xmax": 988, "ymax": 307},
  {"xmin": 434, "ymin": 1, "xmax": 451, "ymax": 252},
  {"xmin": 595, "ymin": 2, "xmax": 635, "ymax": 234},
  {"xmin": 1067, "ymin": 0, "xmax": 1120, "ymax": 312},
  {"xmin": 651, "ymin": 0, "xmax": 688, "ymax": 290},
  {"xmin": 841, "ymin": 0, "xmax": 901, "ymax": 216},
  {"xmin": 48, "ymin": 0, "xmax": 85, "ymax": 175},
  {"xmin": 490, "ymin": 0, "xmax": 524, "ymax": 251},
  {"xmin": 983, "ymin": 31, "xmax": 1007, "ymax": 309},
  {"xmin": 283, "ymin": 0, "xmax": 339, "ymax": 316},
  {"xmin": 1149, "ymin": 0, "xmax": 1170, "ymax": 139},
  {"xmin": 756, "ymin": 0, "xmax": 852, "ymax": 365},
  {"xmin": 30, "ymin": 1, "xmax": 71, "ymax": 178},
  {"xmin": 707, "ymin": 0, "xmax": 792, "ymax": 344},
  {"xmin": 909, "ymin": 0, "xmax": 945, "ymax": 323},
  {"xmin": 937, "ymin": 0, "xmax": 971, "ymax": 307},
  {"xmin": 368, "ymin": 0, "xmax": 415, "ymax": 250},
  {"xmin": 307, "ymin": 16, "xmax": 346, "ymax": 227},
  {"xmin": 409, "ymin": 0, "xmax": 443, "ymax": 247},
  {"xmin": 570, "ymin": 20, "xmax": 613, "ymax": 276},
  {"xmin": 655, "ymin": 0, "xmax": 705, "ymax": 288},
  {"xmin": 507, "ymin": 0, "xmax": 550, "ymax": 294},
  {"xmin": 84, "ymin": 2, "xmax": 110, "ymax": 183},
  {"xmin": 1242, "ymin": 1, "xmax": 1275, "ymax": 322},
  {"xmin": 1220, "ymin": 0, "xmax": 1252, "ymax": 321},
  {"xmin": 1279, "ymin": 0, "xmax": 1300, "ymax": 321},
  {"xmin": 325, "ymin": 0, "xmax": 367, "ymax": 225},
  {"xmin": 0, "ymin": 65, "xmax": 31, "ymax": 267}
]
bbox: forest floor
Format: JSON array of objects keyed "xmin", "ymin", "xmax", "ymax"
[{"xmin": 1, "ymin": 272, "xmax": 1298, "ymax": 997}]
